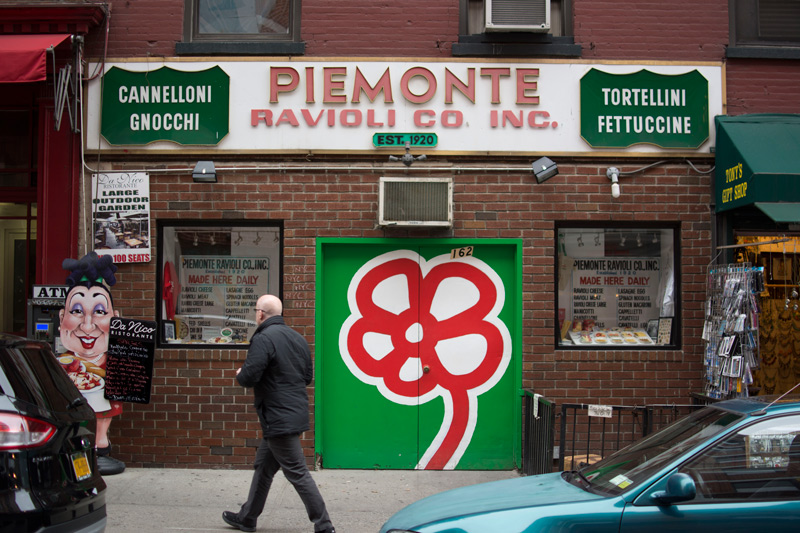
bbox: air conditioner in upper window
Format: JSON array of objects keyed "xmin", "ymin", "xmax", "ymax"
[
  {"xmin": 485, "ymin": 0, "xmax": 550, "ymax": 32},
  {"xmin": 378, "ymin": 177, "xmax": 453, "ymax": 227}
]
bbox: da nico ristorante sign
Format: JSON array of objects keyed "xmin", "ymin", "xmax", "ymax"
[
  {"xmin": 580, "ymin": 68, "xmax": 709, "ymax": 149},
  {"xmin": 100, "ymin": 66, "xmax": 229, "ymax": 145}
]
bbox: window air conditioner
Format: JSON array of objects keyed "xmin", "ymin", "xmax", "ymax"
[
  {"xmin": 378, "ymin": 177, "xmax": 453, "ymax": 227},
  {"xmin": 485, "ymin": 0, "xmax": 550, "ymax": 32}
]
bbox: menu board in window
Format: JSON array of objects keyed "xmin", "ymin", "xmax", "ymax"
[
  {"xmin": 570, "ymin": 257, "xmax": 662, "ymax": 329},
  {"xmin": 176, "ymin": 255, "xmax": 269, "ymax": 344}
]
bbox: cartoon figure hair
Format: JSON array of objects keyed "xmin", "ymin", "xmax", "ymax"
[{"xmin": 62, "ymin": 251, "xmax": 118, "ymax": 288}]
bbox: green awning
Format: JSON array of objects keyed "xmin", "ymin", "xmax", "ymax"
[
  {"xmin": 714, "ymin": 114, "xmax": 800, "ymax": 213},
  {"xmin": 754, "ymin": 202, "xmax": 800, "ymax": 223}
]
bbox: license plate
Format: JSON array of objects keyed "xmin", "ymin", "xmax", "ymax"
[{"xmin": 72, "ymin": 451, "xmax": 92, "ymax": 481}]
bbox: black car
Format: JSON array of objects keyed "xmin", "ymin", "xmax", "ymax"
[{"xmin": 0, "ymin": 334, "xmax": 107, "ymax": 532}]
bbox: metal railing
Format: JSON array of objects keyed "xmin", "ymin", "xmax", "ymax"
[
  {"xmin": 557, "ymin": 403, "xmax": 706, "ymax": 471},
  {"xmin": 521, "ymin": 390, "xmax": 555, "ymax": 475},
  {"xmin": 521, "ymin": 392, "xmax": 706, "ymax": 474},
  {"xmin": 558, "ymin": 403, "xmax": 646, "ymax": 471}
]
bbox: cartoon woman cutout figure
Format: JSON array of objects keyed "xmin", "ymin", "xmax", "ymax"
[{"xmin": 59, "ymin": 252, "xmax": 126, "ymax": 475}]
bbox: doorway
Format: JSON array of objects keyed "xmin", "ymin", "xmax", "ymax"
[
  {"xmin": 316, "ymin": 238, "xmax": 521, "ymax": 470},
  {"xmin": 0, "ymin": 203, "xmax": 36, "ymax": 335}
]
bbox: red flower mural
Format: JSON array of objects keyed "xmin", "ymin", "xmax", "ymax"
[{"xmin": 340, "ymin": 250, "xmax": 510, "ymax": 470}]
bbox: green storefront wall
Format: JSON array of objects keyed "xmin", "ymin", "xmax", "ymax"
[{"xmin": 315, "ymin": 239, "xmax": 522, "ymax": 470}]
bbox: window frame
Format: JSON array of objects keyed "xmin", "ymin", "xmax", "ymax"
[
  {"xmin": 155, "ymin": 219, "xmax": 284, "ymax": 348},
  {"xmin": 554, "ymin": 221, "xmax": 681, "ymax": 350},
  {"xmin": 178, "ymin": 0, "xmax": 304, "ymax": 56},
  {"xmin": 728, "ymin": 0, "xmax": 800, "ymax": 59}
]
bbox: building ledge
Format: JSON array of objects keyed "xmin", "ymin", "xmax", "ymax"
[{"xmin": 176, "ymin": 41, "xmax": 305, "ymax": 56}]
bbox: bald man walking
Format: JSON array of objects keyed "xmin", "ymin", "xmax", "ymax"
[{"xmin": 223, "ymin": 295, "xmax": 334, "ymax": 533}]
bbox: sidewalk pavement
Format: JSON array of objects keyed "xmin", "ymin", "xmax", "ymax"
[{"xmin": 104, "ymin": 467, "xmax": 519, "ymax": 533}]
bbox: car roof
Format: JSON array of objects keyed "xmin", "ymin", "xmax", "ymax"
[
  {"xmin": 712, "ymin": 394, "xmax": 800, "ymax": 417},
  {"xmin": 0, "ymin": 333, "xmax": 51, "ymax": 350}
]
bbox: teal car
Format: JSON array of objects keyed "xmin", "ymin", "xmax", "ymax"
[{"xmin": 381, "ymin": 397, "xmax": 800, "ymax": 532}]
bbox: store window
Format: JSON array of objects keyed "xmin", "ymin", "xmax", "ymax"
[
  {"xmin": 178, "ymin": 0, "xmax": 303, "ymax": 55},
  {"xmin": 733, "ymin": 234, "xmax": 800, "ymax": 396},
  {"xmin": 453, "ymin": 0, "xmax": 581, "ymax": 57},
  {"xmin": 729, "ymin": 0, "xmax": 800, "ymax": 58},
  {"xmin": 557, "ymin": 224, "xmax": 679, "ymax": 348},
  {"xmin": 156, "ymin": 220, "xmax": 283, "ymax": 347}
]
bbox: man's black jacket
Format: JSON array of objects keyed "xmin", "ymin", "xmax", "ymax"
[{"xmin": 237, "ymin": 315, "xmax": 312, "ymax": 437}]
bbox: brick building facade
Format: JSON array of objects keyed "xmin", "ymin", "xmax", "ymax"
[{"xmin": 2, "ymin": 1, "xmax": 798, "ymax": 470}]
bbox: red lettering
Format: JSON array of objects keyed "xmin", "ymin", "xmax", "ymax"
[
  {"xmin": 444, "ymin": 68, "xmax": 475, "ymax": 104},
  {"xmin": 352, "ymin": 67, "xmax": 393, "ymax": 103},
  {"xmin": 516, "ymin": 68, "xmax": 539, "ymax": 104},
  {"xmin": 270, "ymin": 67, "xmax": 299, "ymax": 103},
  {"xmin": 414, "ymin": 109, "xmax": 436, "ymax": 127},
  {"xmin": 480, "ymin": 68, "xmax": 511, "ymax": 104},
  {"xmin": 323, "ymin": 67, "xmax": 347, "ymax": 103},
  {"xmin": 251, "ymin": 109, "xmax": 272, "ymax": 126},
  {"xmin": 301, "ymin": 109, "xmax": 325, "ymax": 126},
  {"xmin": 275, "ymin": 109, "xmax": 299, "ymax": 126},
  {"xmin": 401, "ymin": 67, "xmax": 437, "ymax": 104}
]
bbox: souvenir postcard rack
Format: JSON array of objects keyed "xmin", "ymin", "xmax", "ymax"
[{"xmin": 702, "ymin": 263, "xmax": 764, "ymax": 398}]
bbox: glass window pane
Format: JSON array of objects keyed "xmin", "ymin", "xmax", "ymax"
[
  {"xmin": 557, "ymin": 226, "xmax": 677, "ymax": 347},
  {"xmin": 159, "ymin": 223, "xmax": 282, "ymax": 346},
  {"xmin": 680, "ymin": 415, "xmax": 800, "ymax": 501},
  {"xmin": 198, "ymin": 0, "xmax": 291, "ymax": 35}
]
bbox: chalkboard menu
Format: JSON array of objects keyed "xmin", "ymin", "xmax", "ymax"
[{"xmin": 105, "ymin": 317, "xmax": 156, "ymax": 404}]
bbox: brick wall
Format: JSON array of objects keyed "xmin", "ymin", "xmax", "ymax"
[
  {"xmin": 104, "ymin": 162, "xmax": 711, "ymax": 468},
  {"xmin": 84, "ymin": 2, "xmax": 800, "ymax": 117},
  {"xmin": 726, "ymin": 59, "xmax": 800, "ymax": 115},
  {"xmin": 574, "ymin": 0, "xmax": 729, "ymax": 61},
  {"xmin": 90, "ymin": 1, "xmax": 732, "ymax": 62}
]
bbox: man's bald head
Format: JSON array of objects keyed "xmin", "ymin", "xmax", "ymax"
[{"xmin": 256, "ymin": 294, "xmax": 283, "ymax": 320}]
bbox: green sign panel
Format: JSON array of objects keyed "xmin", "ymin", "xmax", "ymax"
[
  {"xmin": 101, "ymin": 66, "xmax": 229, "ymax": 146},
  {"xmin": 580, "ymin": 69, "xmax": 709, "ymax": 149},
  {"xmin": 372, "ymin": 132, "xmax": 438, "ymax": 148}
]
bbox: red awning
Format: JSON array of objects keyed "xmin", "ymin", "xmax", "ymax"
[{"xmin": 0, "ymin": 34, "xmax": 71, "ymax": 83}]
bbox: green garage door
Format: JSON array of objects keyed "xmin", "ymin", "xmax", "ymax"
[{"xmin": 316, "ymin": 239, "xmax": 521, "ymax": 470}]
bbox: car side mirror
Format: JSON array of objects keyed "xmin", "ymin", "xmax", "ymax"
[{"xmin": 651, "ymin": 473, "xmax": 697, "ymax": 505}]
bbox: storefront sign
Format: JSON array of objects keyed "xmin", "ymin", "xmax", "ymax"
[
  {"xmin": 373, "ymin": 132, "xmax": 438, "ymax": 147},
  {"xmin": 100, "ymin": 66, "xmax": 229, "ymax": 145},
  {"xmin": 32, "ymin": 285, "xmax": 68, "ymax": 300},
  {"xmin": 92, "ymin": 172, "xmax": 151, "ymax": 263},
  {"xmin": 580, "ymin": 69, "xmax": 709, "ymax": 149},
  {"xmin": 86, "ymin": 60, "xmax": 723, "ymax": 156},
  {"xmin": 714, "ymin": 114, "xmax": 800, "ymax": 213},
  {"xmin": 176, "ymin": 255, "xmax": 269, "ymax": 343}
]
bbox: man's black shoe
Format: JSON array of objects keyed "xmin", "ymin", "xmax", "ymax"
[
  {"xmin": 318, "ymin": 528, "xmax": 335, "ymax": 533},
  {"xmin": 222, "ymin": 511, "xmax": 256, "ymax": 532},
  {"xmin": 97, "ymin": 454, "xmax": 126, "ymax": 475}
]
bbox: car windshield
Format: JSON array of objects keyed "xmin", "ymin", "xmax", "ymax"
[{"xmin": 578, "ymin": 406, "xmax": 744, "ymax": 496}]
